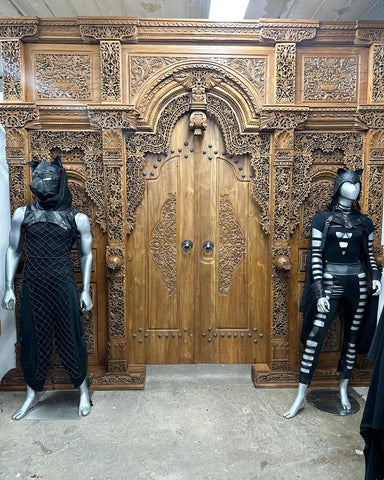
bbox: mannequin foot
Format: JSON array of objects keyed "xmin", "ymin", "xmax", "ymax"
[
  {"xmin": 78, "ymin": 378, "xmax": 91, "ymax": 417},
  {"xmin": 283, "ymin": 383, "xmax": 308, "ymax": 419},
  {"xmin": 12, "ymin": 387, "xmax": 39, "ymax": 420},
  {"xmin": 283, "ymin": 398, "xmax": 305, "ymax": 419},
  {"xmin": 339, "ymin": 379, "xmax": 351, "ymax": 412}
]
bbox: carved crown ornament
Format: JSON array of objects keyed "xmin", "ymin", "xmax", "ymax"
[
  {"xmin": 260, "ymin": 107, "xmax": 309, "ymax": 130},
  {"xmin": 79, "ymin": 17, "xmax": 137, "ymax": 41},
  {"xmin": 0, "ymin": 104, "xmax": 39, "ymax": 128},
  {"xmin": 357, "ymin": 106, "xmax": 384, "ymax": 129},
  {"xmin": 259, "ymin": 19, "xmax": 318, "ymax": 43},
  {"xmin": 0, "ymin": 17, "xmax": 38, "ymax": 39},
  {"xmin": 356, "ymin": 22, "xmax": 384, "ymax": 43},
  {"xmin": 87, "ymin": 106, "xmax": 137, "ymax": 130}
]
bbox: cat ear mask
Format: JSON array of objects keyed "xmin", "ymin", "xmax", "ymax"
[{"xmin": 27, "ymin": 155, "xmax": 63, "ymax": 171}]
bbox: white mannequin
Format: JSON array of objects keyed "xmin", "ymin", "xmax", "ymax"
[
  {"xmin": 2, "ymin": 168, "xmax": 93, "ymax": 420},
  {"xmin": 284, "ymin": 181, "xmax": 381, "ymax": 419}
]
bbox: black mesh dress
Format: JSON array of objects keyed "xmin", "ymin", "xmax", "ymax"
[{"xmin": 17, "ymin": 158, "xmax": 88, "ymax": 391}]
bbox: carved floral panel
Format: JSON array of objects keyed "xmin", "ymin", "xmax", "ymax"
[
  {"xmin": 100, "ymin": 41, "xmax": 121, "ymax": 102},
  {"xmin": 275, "ymin": 43, "xmax": 296, "ymax": 103},
  {"xmin": 371, "ymin": 45, "xmax": 384, "ymax": 103},
  {"xmin": 0, "ymin": 40, "xmax": 22, "ymax": 100},
  {"xmin": 219, "ymin": 194, "xmax": 247, "ymax": 295},
  {"xmin": 303, "ymin": 56, "xmax": 357, "ymax": 102},
  {"xmin": 35, "ymin": 54, "xmax": 91, "ymax": 100},
  {"xmin": 150, "ymin": 194, "xmax": 177, "ymax": 296},
  {"xmin": 129, "ymin": 55, "xmax": 266, "ymax": 100}
]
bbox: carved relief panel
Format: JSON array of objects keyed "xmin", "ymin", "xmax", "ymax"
[
  {"xmin": 125, "ymin": 50, "xmax": 271, "ymax": 108},
  {"xmin": 297, "ymin": 48, "xmax": 364, "ymax": 104},
  {"xmin": 24, "ymin": 44, "xmax": 100, "ymax": 103}
]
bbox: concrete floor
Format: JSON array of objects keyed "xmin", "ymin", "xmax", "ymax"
[{"xmin": 0, "ymin": 365, "xmax": 368, "ymax": 480}]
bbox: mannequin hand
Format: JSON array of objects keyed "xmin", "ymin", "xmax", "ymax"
[
  {"xmin": 80, "ymin": 291, "xmax": 93, "ymax": 312},
  {"xmin": 317, "ymin": 297, "xmax": 330, "ymax": 313},
  {"xmin": 372, "ymin": 280, "xmax": 381, "ymax": 296},
  {"xmin": 2, "ymin": 288, "xmax": 16, "ymax": 310}
]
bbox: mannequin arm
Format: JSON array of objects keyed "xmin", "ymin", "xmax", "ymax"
[
  {"xmin": 2, "ymin": 206, "xmax": 26, "ymax": 310},
  {"xmin": 311, "ymin": 227, "xmax": 330, "ymax": 312},
  {"xmin": 75, "ymin": 212, "xmax": 93, "ymax": 312},
  {"xmin": 366, "ymin": 232, "xmax": 381, "ymax": 296}
]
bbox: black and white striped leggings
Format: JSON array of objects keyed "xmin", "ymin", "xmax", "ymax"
[{"xmin": 299, "ymin": 269, "xmax": 368, "ymax": 385}]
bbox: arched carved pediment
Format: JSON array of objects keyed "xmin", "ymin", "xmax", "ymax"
[
  {"xmin": 134, "ymin": 60, "xmax": 264, "ymax": 133},
  {"xmin": 125, "ymin": 88, "xmax": 271, "ymax": 234},
  {"xmin": 291, "ymin": 132, "xmax": 364, "ymax": 235}
]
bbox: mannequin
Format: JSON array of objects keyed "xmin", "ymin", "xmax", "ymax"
[
  {"xmin": 284, "ymin": 169, "xmax": 381, "ymax": 419},
  {"xmin": 2, "ymin": 156, "xmax": 93, "ymax": 419}
]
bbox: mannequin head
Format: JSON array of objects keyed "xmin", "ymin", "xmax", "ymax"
[
  {"xmin": 328, "ymin": 168, "xmax": 363, "ymax": 211},
  {"xmin": 29, "ymin": 161, "xmax": 61, "ymax": 201},
  {"xmin": 339, "ymin": 181, "xmax": 361, "ymax": 201},
  {"xmin": 27, "ymin": 155, "xmax": 72, "ymax": 210}
]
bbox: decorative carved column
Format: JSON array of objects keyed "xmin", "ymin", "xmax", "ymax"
[
  {"xmin": 358, "ymin": 43, "xmax": 384, "ymax": 255},
  {"xmin": 87, "ymin": 108, "xmax": 144, "ymax": 388},
  {"xmin": 103, "ymin": 129, "xmax": 127, "ymax": 375},
  {"xmin": 100, "ymin": 40, "xmax": 122, "ymax": 103},
  {"xmin": 0, "ymin": 18, "xmax": 38, "ymax": 101},
  {"xmin": 271, "ymin": 129, "xmax": 294, "ymax": 374},
  {"xmin": 0, "ymin": 39, "xmax": 23, "ymax": 101},
  {"xmin": 275, "ymin": 43, "xmax": 296, "ymax": 104},
  {"xmin": 5, "ymin": 128, "xmax": 29, "ymax": 211}
]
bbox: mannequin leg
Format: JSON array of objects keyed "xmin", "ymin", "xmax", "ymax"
[
  {"xmin": 78, "ymin": 378, "xmax": 91, "ymax": 417},
  {"xmin": 339, "ymin": 378, "xmax": 351, "ymax": 411},
  {"xmin": 283, "ymin": 383, "xmax": 308, "ymax": 418},
  {"xmin": 12, "ymin": 386, "xmax": 39, "ymax": 420}
]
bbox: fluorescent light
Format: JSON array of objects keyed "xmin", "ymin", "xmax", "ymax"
[{"xmin": 209, "ymin": 0, "xmax": 249, "ymax": 21}]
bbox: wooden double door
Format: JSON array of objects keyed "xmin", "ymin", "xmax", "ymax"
[{"xmin": 127, "ymin": 114, "xmax": 270, "ymax": 364}]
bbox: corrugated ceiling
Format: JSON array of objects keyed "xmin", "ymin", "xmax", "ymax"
[{"xmin": 0, "ymin": 0, "xmax": 383, "ymax": 21}]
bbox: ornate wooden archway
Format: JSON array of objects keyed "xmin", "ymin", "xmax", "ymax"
[{"xmin": 1, "ymin": 17, "xmax": 384, "ymax": 389}]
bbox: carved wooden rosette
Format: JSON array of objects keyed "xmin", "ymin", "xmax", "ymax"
[{"xmin": 0, "ymin": 40, "xmax": 23, "ymax": 101}]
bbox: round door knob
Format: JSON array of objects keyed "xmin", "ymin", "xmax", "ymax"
[
  {"xmin": 181, "ymin": 239, "xmax": 193, "ymax": 253},
  {"xmin": 203, "ymin": 240, "xmax": 214, "ymax": 255}
]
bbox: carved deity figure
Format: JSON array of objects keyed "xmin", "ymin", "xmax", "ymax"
[
  {"xmin": 284, "ymin": 168, "xmax": 381, "ymax": 418},
  {"xmin": 2, "ymin": 156, "xmax": 93, "ymax": 419}
]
